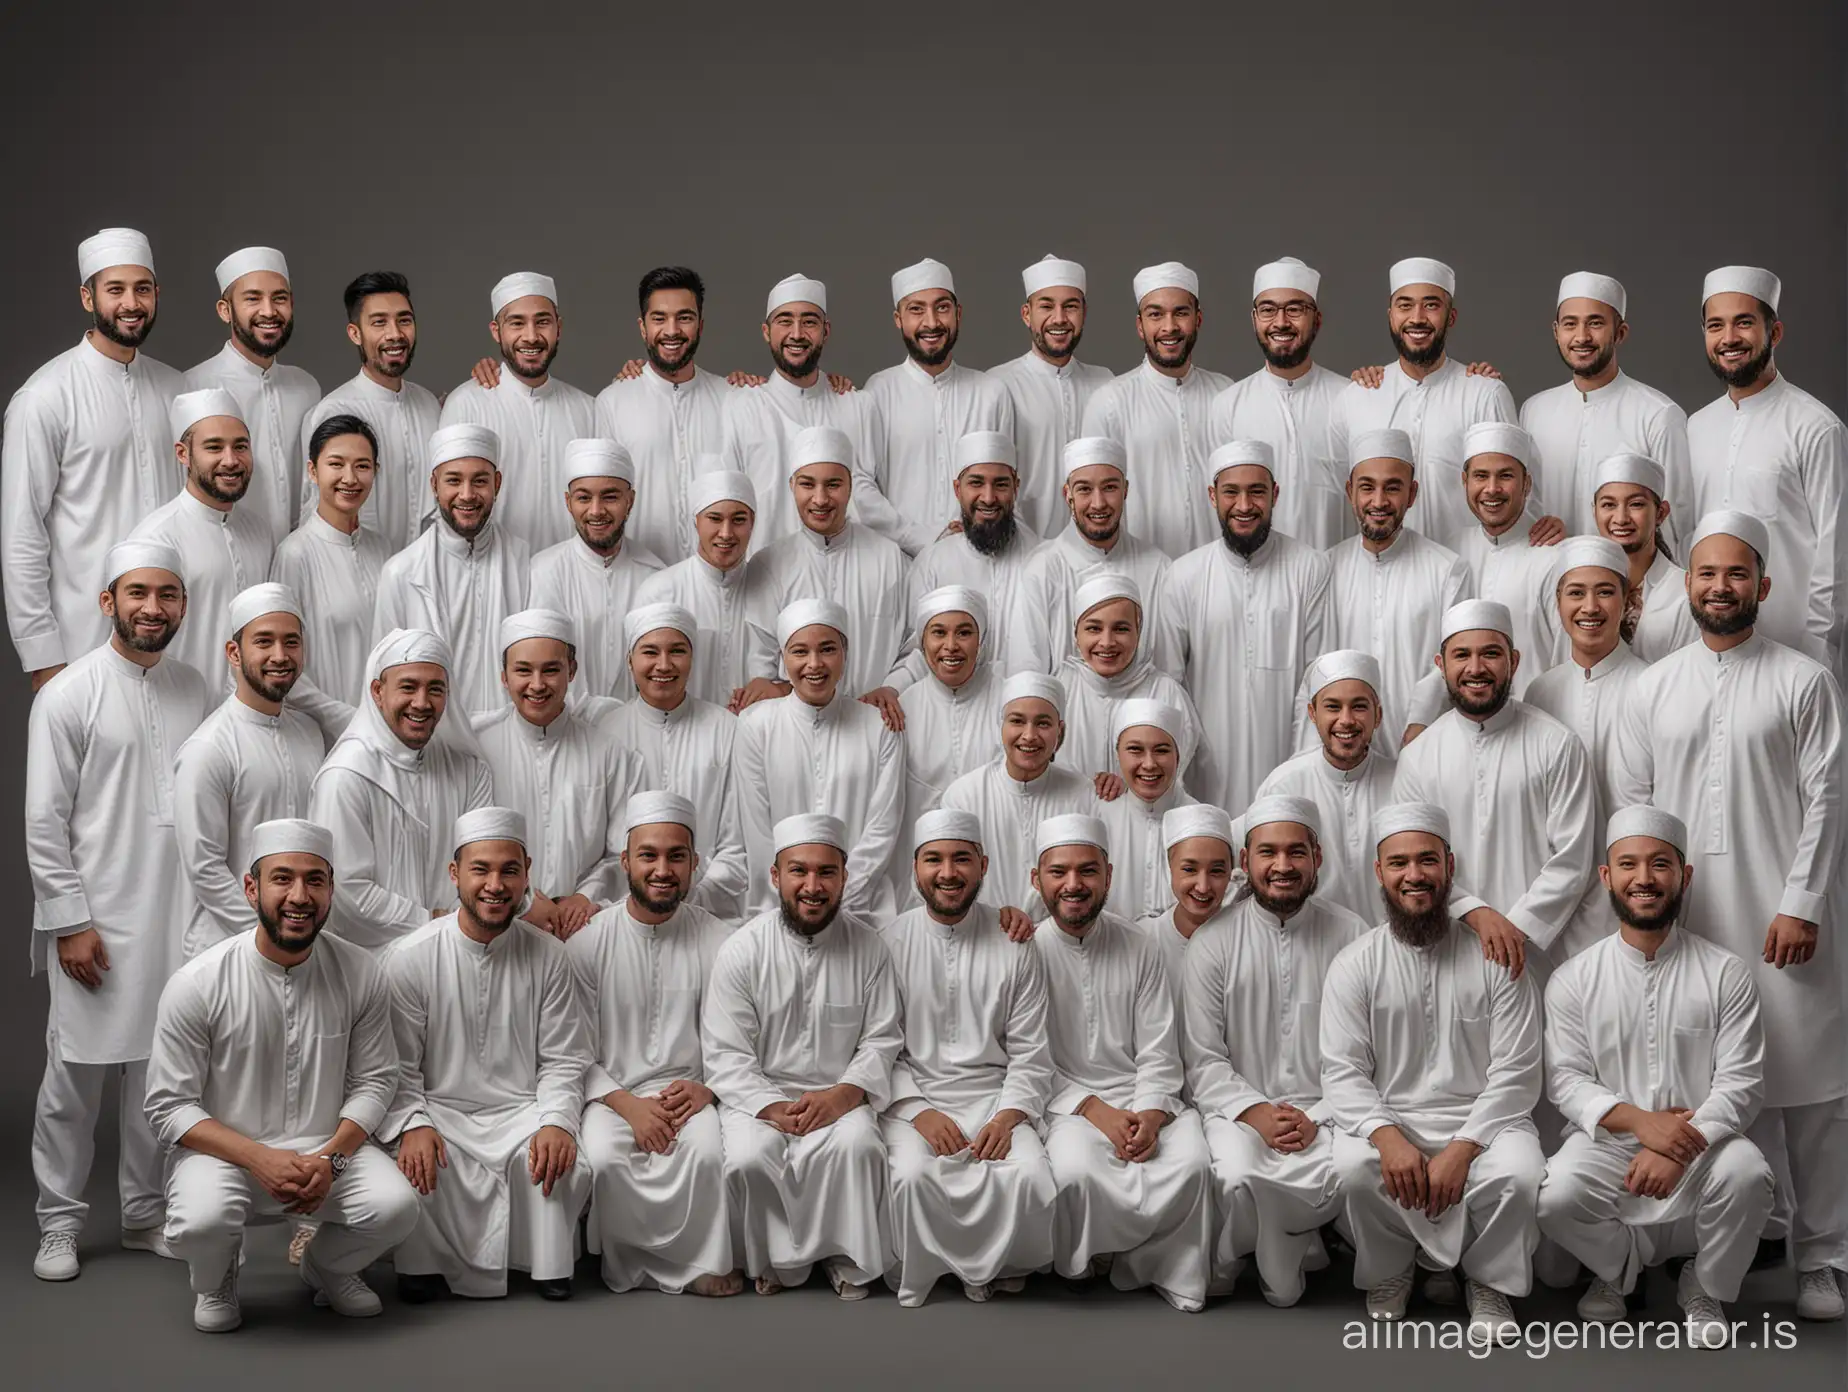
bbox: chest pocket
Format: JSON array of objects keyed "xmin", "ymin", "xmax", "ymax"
[{"xmin": 1734, "ymin": 463, "xmax": 1783, "ymax": 521}]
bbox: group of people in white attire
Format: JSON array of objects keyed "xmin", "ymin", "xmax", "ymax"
[{"xmin": 4, "ymin": 225, "xmax": 1844, "ymax": 1349}]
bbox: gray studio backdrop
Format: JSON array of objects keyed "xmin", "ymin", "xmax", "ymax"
[{"xmin": 0, "ymin": 0, "xmax": 1842, "ymax": 1115}]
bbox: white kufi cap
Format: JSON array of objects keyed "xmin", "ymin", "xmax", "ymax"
[
  {"xmin": 499, "ymin": 607, "xmax": 575, "ymax": 659},
  {"xmin": 788, "ymin": 424, "xmax": 853, "ymax": 477},
  {"xmin": 1208, "ymin": 439, "xmax": 1275, "ymax": 479},
  {"xmin": 774, "ymin": 813, "xmax": 847, "ymax": 856},
  {"xmin": 1440, "ymin": 599, "xmax": 1515, "ymax": 645},
  {"xmin": 490, "ymin": 272, "xmax": 557, "ymax": 317},
  {"xmin": 429, "ymin": 422, "xmax": 499, "ymax": 469},
  {"xmin": 892, "ymin": 258, "xmax": 954, "ymax": 305},
  {"xmin": 1110, "ymin": 697, "xmax": 1186, "ymax": 747},
  {"xmin": 1062, "ymin": 436, "xmax": 1127, "ymax": 477},
  {"xmin": 1073, "ymin": 572, "xmax": 1141, "ymax": 621},
  {"xmin": 1593, "ymin": 452, "xmax": 1665, "ymax": 500},
  {"xmin": 954, "ymin": 430, "xmax": 1016, "ymax": 475},
  {"xmin": 913, "ymin": 584, "xmax": 988, "ymax": 640},
  {"xmin": 170, "ymin": 388, "xmax": 246, "ymax": 444},
  {"xmin": 453, "ymin": 806, "xmax": 528, "ymax": 853},
  {"xmin": 1388, "ymin": 257, "xmax": 1456, "ymax": 296},
  {"xmin": 1688, "ymin": 510, "xmax": 1771, "ymax": 566},
  {"xmin": 1242, "ymin": 794, "xmax": 1323, "ymax": 843},
  {"xmin": 1373, "ymin": 801, "xmax": 1451, "ymax": 849},
  {"xmin": 1305, "ymin": 649, "xmax": 1383, "ymax": 700},
  {"xmin": 1162, "ymin": 804, "xmax": 1235, "ymax": 854},
  {"xmin": 913, "ymin": 808, "xmax": 985, "ymax": 853},
  {"xmin": 1463, "ymin": 421, "xmax": 1536, "ymax": 471},
  {"xmin": 689, "ymin": 469, "xmax": 756, "ymax": 515},
  {"xmin": 1702, "ymin": 265, "xmax": 1781, "ymax": 313},
  {"xmin": 560, "ymin": 437, "xmax": 633, "ymax": 486},
  {"xmin": 1606, "ymin": 805, "xmax": 1688, "ymax": 857},
  {"xmin": 1034, "ymin": 813, "xmax": 1110, "ymax": 859},
  {"xmin": 624, "ymin": 602, "xmax": 697, "ymax": 651},
  {"xmin": 1022, "ymin": 254, "xmax": 1086, "ymax": 297},
  {"xmin": 1552, "ymin": 535, "xmax": 1629, "ymax": 585},
  {"xmin": 228, "ymin": 581, "xmax": 303, "ymax": 634},
  {"xmin": 1133, "ymin": 261, "xmax": 1199, "ymax": 302},
  {"xmin": 1252, "ymin": 256, "xmax": 1320, "ymax": 301},
  {"xmin": 1000, "ymin": 671, "xmax": 1065, "ymax": 717},
  {"xmin": 776, "ymin": 597, "xmax": 851, "ymax": 649},
  {"xmin": 103, "ymin": 539, "xmax": 185, "ymax": 589},
  {"xmin": 623, "ymin": 790, "xmax": 698, "ymax": 840},
  {"xmin": 247, "ymin": 818, "xmax": 335, "ymax": 870},
  {"xmin": 766, "ymin": 273, "xmax": 827, "ymax": 317},
  {"xmin": 1349, "ymin": 427, "xmax": 1414, "ymax": 472},
  {"xmin": 1557, "ymin": 271, "xmax": 1627, "ymax": 318},
  {"xmin": 78, "ymin": 227, "xmax": 154, "ymax": 282},
  {"xmin": 367, "ymin": 627, "xmax": 451, "ymax": 679},
  {"xmin": 215, "ymin": 246, "xmax": 289, "ymax": 295}
]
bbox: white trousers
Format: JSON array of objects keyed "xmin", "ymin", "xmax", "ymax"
[
  {"xmin": 720, "ymin": 1104, "xmax": 889, "ymax": 1287},
  {"xmin": 581, "ymin": 1104, "xmax": 732, "ymax": 1293},
  {"xmin": 33, "ymin": 1038, "xmax": 163, "ymax": 1235},
  {"xmin": 164, "ymin": 1145, "xmax": 420, "ymax": 1293},
  {"xmin": 1748, "ymin": 1099, "xmax": 1848, "ymax": 1273},
  {"xmin": 1203, "ymin": 1114, "xmax": 1342, "ymax": 1302},
  {"xmin": 1537, "ymin": 1131, "xmax": 1773, "ymax": 1301},
  {"xmin": 1333, "ymin": 1126, "xmax": 1544, "ymax": 1295}
]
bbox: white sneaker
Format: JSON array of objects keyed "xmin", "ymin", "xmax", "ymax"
[
  {"xmin": 1677, "ymin": 1263, "xmax": 1731, "ymax": 1348},
  {"xmin": 824, "ymin": 1260, "xmax": 870, "ymax": 1301},
  {"xmin": 33, "ymin": 1232, "xmax": 79, "ymax": 1282},
  {"xmin": 121, "ymin": 1225, "xmax": 175, "ymax": 1260},
  {"xmin": 1576, "ymin": 1275, "xmax": 1627, "ymax": 1323},
  {"xmin": 1422, "ymin": 1266, "xmax": 1461, "ymax": 1307},
  {"xmin": 1795, "ymin": 1267, "xmax": 1845, "ymax": 1321},
  {"xmin": 1366, "ymin": 1263, "xmax": 1415, "ymax": 1321},
  {"xmin": 1465, "ymin": 1279, "xmax": 1521, "ymax": 1348},
  {"xmin": 193, "ymin": 1264, "xmax": 242, "ymax": 1333},
  {"xmin": 301, "ymin": 1249, "xmax": 383, "ymax": 1318}
]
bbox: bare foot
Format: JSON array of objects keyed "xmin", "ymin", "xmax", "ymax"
[
  {"xmin": 754, "ymin": 1275, "xmax": 785, "ymax": 1296},
  {"xmin": 691, "ymin": 1271, "xmax": 745, "ymax": 1297}
]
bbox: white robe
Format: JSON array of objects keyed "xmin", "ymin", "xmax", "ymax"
[
  {"xmin": 899, "ymin": 521, "xmax": 1043, "ymax": 686},
  {"xmin": 185, "ymin": 341, "xmax": 322, "ymax": 545},
  {"xmin": 302, "ymin": 371, "xmax": 442, "ymax": 551},
  {"xmin": 1255, "ymin": 746, "xmax": 1400, "ymax": 925},
  {"xmin": 939, "ymin": 759, "xmax": 1099, "ymax": 918},
  {"xmin": 1455, "ymin": 524, "xmax": 1565, "ymax": 695},
  {"xmin": 1083, "ymin": 360, "xmax": 1235, "ymax": 558},
  {"xmin": 528, "ymin": 536, "xmax": 665, "ymax": 701},
  {"xmin": 2, "ymin": 337, "xmax": 184, "ymax": 671},
  {"xmin": 634, "ymin": 553, "xmax": 779, "ymax": 707},
  {"xmin": 1006, "ymin": 526, "xmax": 1175, "ymax": 678},
  {"xmin": 865, "ymin": 359, "xmax": 1015, "ymax": 555},
  {"xmin": 1058, "ymin": 655, "xmax": 1202, "ymax": 782},
  {"xmin": 371, "ymin": 520, "xmax": 532, "ymax": 715},
  {"xmin": 733, "ymin": 693, "xmax": 905, "ymax": 919},
  {"xmin": 272, "ymin": 512, "xmax": 393, "ymax": 706},
  {"xmin": 439, "ymin": 371, "xmax": 597, "ymax": 552},
  {"xmin": 895, "ymin": 665, "xmax": 1006, "ymax": 891},
  {"xmin": 1323, "ymin": 528, "xmax": 1471, "ymax": 736},
  {"xmin": 749, "ymin": 521, "xmax": 909, "ymax": 697},
  {"xmin": 383, "ymin": 916, "xmax": 594, "ymax": 1296},
  {"xmin": 565, "ymin": 899, "xmax": 734, "ymax": 1292},
  {"xmin": 129, "ymin": 490, "xmax": 275, "ymax": 698},
  {"xmin": 595, "ymin": 365, "xmax": 731, "ymax": 564},
  {"xmin": 880, "ymin": 903, "xmax": 1058, "ymax": 1304},
  {"xmin": 1627, "ymin": 551, "xmax": 1699, "ymax": 664},
  {"xmin": 703, "ymin": 910, "xmax": 903, "ymax": 1284},
  {"xmin": 988, "ymin": 351, "xmax": 1114, "ymax": 538},
  {"xmin": 720, "ymin": 372, "xmax": 892, "ymax": 550},
  {"xmin": 1094, "ymin": 785, "xmax": 1195, "ymax": 922},
  {"xmin": 1208, "ymin": 364, "xmax": 1353, "ymax": 550}
]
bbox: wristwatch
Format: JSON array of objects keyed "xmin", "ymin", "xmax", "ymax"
[{"xmin": 319, "ymin": 1151, "xmax": 351, "ymax": 1182}]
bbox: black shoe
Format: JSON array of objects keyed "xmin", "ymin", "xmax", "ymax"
[
  {"xmin": 1750, "ymin": 1235, "xmax": 1788, "ymax": 1272},
  {"xmin": 396, "ymin": 1273, "xmax": 448, "ymax": 1304},
  {"xmin": 533, "ymin": 1277, "xmax": 573, "ymax": 1301}
]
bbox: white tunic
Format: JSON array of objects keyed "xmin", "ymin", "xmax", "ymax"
[
  {"xmin": 371, "ymin": 521, "xmax": 532, "ymax": 714},
  {"xmin": 1324, "ymin": 528, "xmax": 1471, "ymax": 733},
  {"xmin": 720, "ymin": 372, "xmax": 891, "ymax": 550},
  {"xmin": 27, "ymin": 645, "xmax": 210, "ymax": 1063},
  {"xmin": 1455, "ymin": 523, "xmax": 1565, "ymax": 694},
  {"xmin": 302, "ymin": 371, "xmax": 442, "ymax": 551},
  {"xmin": 1083, "ymin": 360, "xmax": 1235, "ymax": 558},
  {"xmin": 989, "ymin": 351, "xmax": 1113, "ymax": 537},
  {"xmin": 896, "ymin": 665, "xmax": 1005, "ymax": 842},
  {"xmin": 595, "ymin": 366, "xmax": 731, "ymax": 563},
  {"xmin": 185, "ymin": 342, "xmax": 322, "ymax": 545},
  {"xmin": 172, "ymin": 694, "xmax": 324, "ymax": 956},
  {"xmin": 865, "ymin": 360, "xmax": 1016, "ymax": 555},
  {"xmin": 3, "ymin": 338, "xmax": 184, "ymax": 670},
  {"xmin": 1612, "ymin": 633, "xmax": 1846, "ymax": 1105},
  {"xmin": 272, "ymin": 512, "xmax": 393, "ymax": 706},
  {"xmin": 528, "ymin": 536, "xmax": 665, "ymax": 701},
  {"xmin": 1057, "ymin": 656, "xmax": 1202, "ymax": 781},
  {"xmin": 129, "ymin": 491, "xmax": 275, "ymax": 697},
  {"xmin": 750, "ymin": 521, "xmax": 909, "ymax": 697},
  {"xmin": 1255, "ymin": 746, "xmax": 1400, "ymax": 925},
  {"xmin": 733, "ymin": 693, "xmax": 905, "ymax": 919},
  {"xmin": 1520, "ymin": 371, "xmax": 1693, "ymax": 552},
  {"xmin": 1095, "ymin": 785, "xmax": 1196, "ymax": 922},
  {"xmin": 901, "ymin": 520, "xmax": 1042, "ymax": 682},
  {"xmin": 1688, "ymin": 374, "xmax": 1846, "ymax": 662},
  {"xmin": 1627, "ymin": 551, "xmax": 1699, "ymax": 664},
  {"xmin": 1208, "ymin": 364, "xmax": 1352, "ymax": 550},
  {"xmin": 939, "ymin": 760, "xmax": 1099, "ymax": 917},
  {"xmin": 1006, "ymin": 527, "xmax": 1175, "ymax": 677},
  {"xmin": 634, "ymin": 553, "xmax": 778, "ymax": 706},
  {"xmin": 1036, "ymin": 911, "xmax": 1185, "ymax": 1117},
  {"xmin": 439, "ymin": 372, "xmax": 597, "ymax": 552}
]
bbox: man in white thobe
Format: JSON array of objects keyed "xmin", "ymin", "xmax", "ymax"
[
  {"xmin": 1058, "ymin": 573, "xmax": 1200, "ymax": 782},
  {"xmin": 384, "ymin": 808, "xmax": 594, "ymax": 1301},
  {"xmin": 371, "ymin": 423, "xmax": 531, "ymax": 715},
  {"xmin": 1612, "ymin": 510, "xmax": 1848, "ymax": 1320},
  {"xmin": 4, "ymin": 228, "xmax": 183, "ymax": 686},
  {"xmin": 1688, "ymin": 266, "xmax": 1845, "ymax": 666},
  {"xmin": 989, "ymin": 255, "xmax": 1114, "ymax": 537},
  {"xmin": 27, "ymin": 539, "xmax": 211, "ymax": 1281},
  {"xmin": 1183, "ymin": 797, "xmax": 1369, "ymax": 1305},
  {"xmin": 308, "ymin": 629, "xmax": 493, "ymax": 952},
  {"xmin": 1031, "ymin": 814, "xmax": 1213, "ymax": 1310},
  {"xmin": 881, "ymin": 810, "xmax": 1058, "ymax": 1306},
  {"xmin": 1453, "ymin": 422, "xmax": 1566, "ymax": 694},
  {"xmin": 703, "ymin": 815, "xmax": 903, "ymax": 1297},
  {"xmin": 1537, "ymin": 807, "xmax": 1774, "ymax": 1345},
  {"xmin": 1321, "ymin": 804, "xmax": 1545, "ymax": 1346},
  {"xmin": 146, "ymin": 819, "xmax": 420, "ymax": 1331},
  {"xmin": 1153, "ymin": 439, "xmax": 1331, "ymax": 811},
  {"xmin": 1208, "ymin": 256, "xmax": 1353, "ymax": 550},
  {"xmin": 1094, "ymin": 699, "xmax": 1198, "ymax": 922},
  {"xmin": 301, "ymin": 271, "xmax": 440, "ymax": 551},
  {"xmin": 440, "ymin": 272, "xmax": 597, "ymax": 552},
  {"xmin": 1590, "ymin": 451, "xmax": 1697, "ymax": 662},
  {"xmin": 566, "ymin": 793, "xmax": 740, "ymax": 1296},
  {"xmin": 185, "ymin": 247, "xmax": 322, "ymax": 546}
]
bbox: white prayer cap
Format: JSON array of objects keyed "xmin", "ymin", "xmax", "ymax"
[
  {"xmin": 766, "ymin": 273, "xmax": 827, "ymax": 317},
  {"xmin": 1551, "ymin": 535, "xmax": 1628, "ymax": 585},
  {"xmin": 624, "ymin": 601, "xmax": 697, "ymax": 651},
  {"xmin": 498, "ymin": 607, "xmax": 576, "ymax": 659},
  {"xmin": 1022, "ymin": 254, "xmax": 1086, "ymax": 298},
  {"xmin": 1110, "ymin": 697, "xmax": 1186, "ymax": 747},
  {"xmin": 560, "ymin": 437, "xmax": 633, "ymax": 485},
  {"xmin": 1440, "ymin": 599, "xmax": 1515, "ymax": 645},
  {"xmin": 1388, "ymin": 257, "xmax": 1456, "ymax": 296},
  {"xmin": 1062, "ymin": 436, "xmax": 1127, "ymax": 478},
  {"xmin": 788, "ymin": 424, "xmax": 854, "ymax": 477},
  {"xmin": 891, "ymin": 257, "xmax": 955, "ymax": 305},
  {"xmin": 1034, "ymin": 813, "xmax": 1110, "ymax": 860},
  {"xmin": 913, "ymin": 808, "xmax": 985, "ymax": 853},
  {"xmin": 776, "ymin": 597, "xmax": 851, "ymax": 649},
  {"xmin": 1463, "ymin": 421, "xmax": 1536, "ymax": 471},
  {"xmin": 913, "ymin": 584, "xmax": 988, "ymax": 638},
  {"xmin": 1000, "ymin": 671, "xmax": 1065, "ymax": 717},
  {"xmin": 1242, "ymin": 794, "xmax": 1323, "ymax": 843},
  {"xmin": 1592, "ymin": 452, "xmax": 1666, "ymax": 500},
  {"xmin": 1688, "ymin": 509, "xmax": 1771, "ymax": 566},
  {"xmin": 367, "ymin": 627, "xmax": 452, "ymax": 679},
  {"xmin": 954, "ymin": 430, "xmax": 1016, "ymax": 475},
  {"xmin": 227, "ymin": 581, "xmax": 303, "ymax": 634},
  {"xmin": 688, "ymin": 469, "xmax": 756, "ymax": 514},
  {"xmin": 1605, "ymin": 805, "xmax": 1688, "ymax": 857},
  {"xmin": 1073, "ymin": 572, "xmax": 1141, "ymax": 621},
  {"xmin": 1305, "ymin": 648, "xmax": 1383, "ymax": 700},
  {"xmin": 490, "ymin": 271, "xmax": 557, "ymax": 317},
  {"xmin": 453, "ymin": 806, "xmax": 528, "ymax": 853},
  {"xmin": 774, "ymin": 812, "xmax": 847, "ymax": 856},
  {"xmin": 1373, "ymin": 801, "xmax": 1451, "ymax": 849},
  {"xmin": 170, "ymin": 388, "xmax": 246, "ymax": 444},
  {"xmin": 214, "ymin": 246, "xmax": 289, "ymax": 295},
  {"xmin": 1252, "ymin": 256, "xmax": 1321, "ymax": 302},
  {"xmin": 1208, "ymin": 439, "xmax": 1275, "ymax": 480},
  {"xmin": 1132, "ymin": 261, "xmax": 1200, "ymax": 304},
  {"xmin": 1701, "ymin": 265, "xmax": 1781, "ymax": 313},
  {"xmin": 623, "ymin": 790, "xmax": 698, "ymax": 840},
  {"xmin": 103, "ymin": 539, "xmax": 185, "ymax": 589},
  {"xmin": 1349, "ymin": 427, "xmax": 1414, "ymax": 472},
  {"xmin": 78, "ymin": 227, "xmax": 154, "ymax": 281},
  {"xmin": 1162, "ymin": 803, "xmax": 1235, "ymax": 854},
  {"xmin": 247, "ymin": 818, "xmax": 335, "ymax": 871},
  {"xmin": 429, "ymin": 422, "xmax": 499, "ymax": 469},
  {"xmin": 1556, "ymin": 271, "xmax": 1627, "ymax": 318}
]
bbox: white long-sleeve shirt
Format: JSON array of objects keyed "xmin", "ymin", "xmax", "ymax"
[
  {"xmin": 1323, "ymin": 529, "xmax": 1471, "ymax": 735},
  {"xmin": 901, "ymin": 521, "xmax": 1042, "ymax": 683},
  {"xmin": 1524, "ymin": 646, "xmax": 1650, "ymax": 862},
  {"xmin": 302, "ymin": 371, "xmax": 441, "ymax": 551},
  {"xmin": 528, "ymin": 536, "xmax": 664, "ymax": 701},
  {"xmin": 596, "ymin": 365, "xmax": 731, "ymax": 563},
  {"xmin": 720, "ymin": 373, "xmax": 892, "ymax": 550},
  {"xmin": 128, "ymin": 491, "xmax": 275, "ymax": 697},
  {"xmin": 272, "ymin": 512, "xmax": 393, "ymax": 706},
  {"xmin": 634, "ymin": 553, "xmax": 778, "ymax": 707},
  {"xmin": 940, "ymin": 760, "xmax": 1099, "ymax": 917},
  {"xmin": 1625, "ymin": 551, "xmax": 1699, "ymax": 664},
  {"xmin": 186, "ymin": 342, "xmax": 322, "ymax": 545},
  {"xmin": 865, "ymin": 360, "xmax": 1015, "ymax": 555},
  {"xmin": 989, "ymin": 351, "xmax": 1113, "ymax": 538},
  {"xmin": 1094, "ymin": 784, "xmax": 1196, "ymax": 922},
  {"xmin": 749, "ymin": 521, "xmax": 909, "ymax": 698},
  {"xmin": 1255, "ymin": 747, "xmax": 1400, "ymax": 925},
  {"xmin": 1455, "ymin": 524, "xmax": 1565, "ymax": 694},
  {"xmin": 1208, "ymin": 363, "xmax": 1353, "ymax": 550},
  {"xmin": 439, "ymin": 372, "xmax": 597, "ymax": 552},
  {"xmin": 371, "ymin": 520, "xmax": 531, "ymax": 715},
  {"xmin": 1034, "ymin": 912, "xmax": 1185, "ymax": 1116},
  {"xmin": 1083, "ymin": 359, "xmax": 1234, "ymax": 559},
  {"xmin": 1006, "ymin": 526, "xmax": 1174, "ymax": 678}
]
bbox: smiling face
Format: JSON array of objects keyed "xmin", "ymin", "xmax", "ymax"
[
  {"xmin": 1308, "ymin": 678, "xmax": 1380, "ymax": 769},
  {"xmin": 246, "ymin": 851, "xmax": 333, "ymax": 954},
  {"xmin": 221, "ymin": 270, "xmax": 294, "ymax": 360},
  {"xmin": 434, "ymin": 455, "xmax": 500, "ymax": 539},
  {"xmin": 1347, "ymin": 457, "xmax": 1416, "ymax": 543},
  {"xmin": 371, "ymin": 660, "xmax": 447, "ymax": 749},
  {"xmin": 451, "ymin": 838, "xmax": 530, "ymax": 935},
  {"xmin": 695, "ymin": 500, "xmax": 753, "ymax": 570},
  {"xmin": 1032, "ymin": 842, "xmax": 1112, "ymax": 933},
  {"xmin": 1686, "ymin": 534, "xmax": 1769, "ymax": 636},
  {"xmin": 1241, "ymin": 820, "xmax": 1321, "ymax": 917},
  {"xmin": 1075, "ymin": 597, "xmax": 1140, "ymax": 676},
  {"xmin": 782, "ymin": 623, "xmax": 845, "ymax": 705},
  {"xmin": 1064, "ymin": 464, "xmax": 1127, "ymax": 544},
  {"xmin": 232, "ymin": 611, "xmax": 304, "ymax": 702},
  {"xmin": 922, "ymin": 610, "xmax": 981, "ymax": 689},
  {"xmin": 623, "ymin": 820, "xmax": 698, "ymax": 917},
  {"xmin": 629, "ymin": 626, "xmax": 693, "ymax": 709},
  {"xmin": 772, "ymin": 844, "xmax": 846, "ymax": 935},
  {"xmin": 764, "ymin": 301, "xmax": 828, "ymax": 379},
  {"xmin": 1553, "ymin": 296, "xmax": 1624, "ymax": 380},
  {"xmin": 1001, "ymin": 697, "xmax": 1062, "ymax": 779},
  {"xmin": 309, "ymin": 432, "xmax": 377, "ymax": 519},
  {"xmin": 1252, "ymin": 289, "xmax": 1320, "ymax": 369},
  {"xmin": 1023, "ymin": 286, "xmax": 1086, "ymax": 363},
  {"xmin": 565, "ymin": 475, "xmax": 633, "ymax": 555},
  {"xmin": 955, "ymin": 463, "xmax": 1018, "ymax": 553},
  {"xmin": 1388, "ymin": 284, "xmax": 1453, "ymax": 366},
  {"xmin": 348, "ymin": 291, "xmax": 416, "ymax": 378},
  {"xmin": 1702, "ymin": 292, "xmax": 1778, "ymax": 389},
  {"xmin": 491, "ymin": 294, "xmax": 560, "ymax": 382},
  {"xmin": 791, "ymin": 461, "xmax": 852, "ymax": 537},
  {"xmin": 1168, "ymin": 836, "xmax": 1232, "ymax": 924},
  {"xmin": 641, "ymin": 288, "xmax": 702, "ymax": 373},
  {"xmin": 1439, "ymin": 628, "xmax": 1518, "ymax": 720},
  {"xmin": 83, "ymin": 264, "xmax": 158, "ymax": 348},
  {"xmin": 1594, "ymin": 481, "xmax": 1666, "ymax": 555},
  {"xmin": 102, "ymin": 567, "xmax": 186, "ymax": 653},
  {"xmin": 502, "ymin": 636, "xmax": 574, "ymax": 726},
  {"xmin": 1601, "ymin": 834, "xmax": 1691, "ymax": 932},
  {"xmin": 1137, "ymin": 287, "xmax": 1200, "ymax": 371},
  {"xmin": 1213, "ymin": 464, "xmax": 1276, "ymax": 556},
  {"xmin": 1115, "ymin": 724, "xmax": 1178, "ymax": 801},
  {"xmin": 1556, "ymin": 566, "xmax": 1625, "ymax": 661},
  {"xmin": 1376, "ymin": 830, "xmax": 1454, "ymax": 946},
  {"xmin": 915, "ymin": 838, "xmax": 987, "ymax": 920},
  {"xmin": 896, "ymin": 288, "xmax": 960, "ymax": 367},
  {"xmin": 1463, "ymin": 452, "xmax": 1529, "ymax": 531},
  {"xmin": 180, "ymin": 415, "xmax": 254, "ymax": 504}
]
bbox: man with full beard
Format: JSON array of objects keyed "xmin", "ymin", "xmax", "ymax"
[
  {"xmin": 1687, "ymin": 266, "xmax": 1845, "ymax": 665},
  {"xmin": 1181, "ymin": 796, "xmax": 1368, "ymax": 1306},
  {"xmin": 866, "ymin": 258, "xmax": 1015, "ymax": 555},
  {"xmin": 1208, "ymin": 257, "xmax": 1354, "ymax": 549},
  {"xmin": 703, "ymin": 814, "xmax": 903, "ymax": 1299},
  {"xmin": 5, "ymin": 228, "xmax": 185, "ymax": 688},
  {"xmin": 566, "ymin": 793, "xmax": 741, "ymax": 1298},
  {"xmin": 1518, "ymin": 273, "xmax": 1693, "ymax": 551},
  {"xmin": 186, "ymin": 247, "xmax": 322, "ymax": 545},
  {"xmin": 1537, "ymin": 807, "xmax": 1774, "ymax": 1346},
  {"xmin": 1320, "ymin": 803, "xmax": 1544, "ymax": 1347},
  {"xmin": 145, "ymin": 819, "xmax": 419, "ymax": 1332},
  {"xmin": 27, "ymin": 540, "xmax": 211, "ymax": 1283},
  {"xmin": 1614, "ymin": 510, "xmax": 1848, "ymax": 1321}
]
